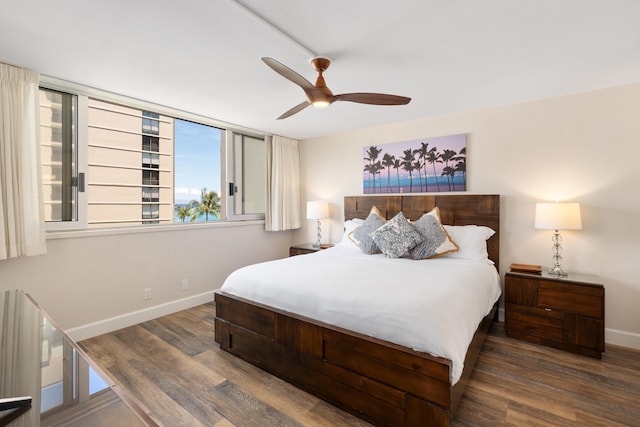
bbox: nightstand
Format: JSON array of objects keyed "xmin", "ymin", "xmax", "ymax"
[
  {"xmin": 289, "ymin": 243, "xmax": 333, "ymax": 257},
  {"xmin": 505, "ymin": 269, "xmax": 605, "ymax": 358}
]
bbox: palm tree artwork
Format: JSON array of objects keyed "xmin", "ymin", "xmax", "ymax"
[{"xmin": 362, "ymin": 134, "xmax": 466, "ymax": 194}]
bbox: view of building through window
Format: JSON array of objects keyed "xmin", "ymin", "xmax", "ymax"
[
  {"xmin": 85, "ymin": 99, "xmax": 174, "ymax": 226},
  {"xmin": 39, "ymin": 87, "xmax": 260, "ymax": 228},
  {"xmin": 40, "ymin": 89, "xmax": 78, "ymax": 222},
  {"xmin": 40, "ymin": 89, "xmax": 232, "ymax": 227}
]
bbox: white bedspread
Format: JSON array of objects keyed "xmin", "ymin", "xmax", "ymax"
[{"xmin": 220, "ymin": 245, "xmax": 501, "ymax": 384}]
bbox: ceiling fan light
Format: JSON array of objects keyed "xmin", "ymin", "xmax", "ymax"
[{"xmin": 312, "ymin": 100, "xmax": 330, "ymax": 108}]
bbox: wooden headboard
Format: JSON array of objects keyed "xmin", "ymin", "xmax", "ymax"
[{"xmin": 344, "ymin": 194, "xmax": 500, "ymax": 269}]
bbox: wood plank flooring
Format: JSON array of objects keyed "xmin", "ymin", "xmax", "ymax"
[{"xmin": 79, "ymin": 303, "xmax": 640, "ymax": 426}]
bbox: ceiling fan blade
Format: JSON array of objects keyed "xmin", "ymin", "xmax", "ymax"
[
  {"xmin": 277, "ymin": 101, "xmax": 310, "ymax": 120},
  {"xmin": 262, "ymin": 57, "xmax": 315, "ymax": 91},
  {"xmin": 332, "ymin": 93, "xmax": 411, "ymax": 106}
]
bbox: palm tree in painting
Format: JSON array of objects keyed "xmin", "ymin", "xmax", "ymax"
[
  {"xmin": 412, "ymin": 153, "xmax": 424, "ymax": 192},
  {"xmin": 391, "ymin": 157, "xmax": 403, "ymax": 192},
  {"xmin": 440, "ymin": 149, "xmax": 457, "ymax": 191},
  {"xmin": 400, "ymin": 148, "xmax": 417, "ymax": 192},
  {"xmin": 453, "ymin": 147, "xmax": 466, "ymax": 189},
  {"xmin": 364, "ymin": 146, "xmax": 382, "ymax": 193},
  {"xmin": 363, "ymin": 163, "xmax": 373, "ymax": 192},
  {"xmin": 441, "ymin": 166, "xmax": 456, "ymax": 191},
  {"xmin": 426, "ymin": 148, "xmax": 442, "ymax": 192},
  {"xmin": 381, "ymin": 153, "xmax": 396, "ymax": 193},
  {"xmin": 416, "ymin": 142, "xmax": 435, "ymax": 192},
  {"xmin": 363, "ymin": 162, "xmax": 382, "ymax": 193}
]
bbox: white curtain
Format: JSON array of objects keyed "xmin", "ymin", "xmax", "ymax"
[
  {"xmin": 265, "ymin": 135, "xmax": 301, "ymax": 231},
  {"xmin": 0, "ymin": 63, "xmax": 46, "ymax": 260}
]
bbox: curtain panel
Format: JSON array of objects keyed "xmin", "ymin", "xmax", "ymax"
[
  {"xmin": 265, "ymin": 135, "xmax": 301, "ymax": 231},
  {"xmin": 0, "ymin": 63, "xmax": 47, "ymax": 260}
]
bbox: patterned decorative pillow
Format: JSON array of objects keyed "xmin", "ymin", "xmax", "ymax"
[
  {"xmin": 409, "ymin": 207, "xmax": 459, "ymax": 259},
  {"xmin": 370, "ymin": 212, "xmax": 424, "ymax": 258},
  {"xmin": 353, "ymin": 206, "xmax": 386, "ymax": 254}
]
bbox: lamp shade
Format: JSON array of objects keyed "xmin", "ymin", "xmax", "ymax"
[
  {"xmin": 535, "ymin": 202, "xmax": 582, "ymax": 230},
  {"xmin": 306, "ymin": 201, "xmax": 329, "ymax": 220}
]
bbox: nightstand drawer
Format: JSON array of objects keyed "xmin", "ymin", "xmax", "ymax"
[
  {"xmin": 505, "ymin": 270, "xmax": 604, "ymax": 358},
  {"xmin": 571, "ymin": 315, "xmax": 604, "ymax": 351},
  {"xmin": 506, "ymin": 304, "xmax": 565, "ymax": 341},
  {"xmin": 505, "ymin": 277, "xmax": 537, "ymax": 306},
  {"xmin": 537, "ymin": 281, "xmax": 603, "ymax": 318}
]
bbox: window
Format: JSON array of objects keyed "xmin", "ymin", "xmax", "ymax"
[
  {"xmin": 173, "ymin": 119, "xmax": 222, "ymax": 223},
  {"xmin": 39, "ymin": 84, "xmax": 266, "ymax": 230},
  {"xmin": 142, "ymin": 135, "xmax": 159, "ymax": 152},
  {"xmin": 142, "ymin": 152, "xmax": 159, "ymax": 168},
  {"xmin": 142, "ymin": 187, "xmax": 159, "ymax": 202},
  {"xmin": 142, "ymin": 111, "xmax": 159, "ymax": 135},
  {"xmin": 40, "ymin": 88, "xmax": 79, "ymax": 222},
  {"xmin": 227, "ymin": 132, "xmax": 266, "ymax": 220}
]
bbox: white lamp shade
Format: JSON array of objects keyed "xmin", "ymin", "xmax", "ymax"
[
  {"xmin": 306, "ymin": 201, "xmax": 329, "ymax": 220},
  {"xmin": 535, "ymin": 202, "xmax": 582, "ymax": 230}
]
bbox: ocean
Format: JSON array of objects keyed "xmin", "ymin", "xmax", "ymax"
[{"xmin": 363, "ymin": 175, "xmax": 466, "ymax": 194}]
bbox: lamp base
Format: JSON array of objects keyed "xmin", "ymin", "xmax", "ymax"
[
  {"xmin": 549, "ymin": 229, "xmax": 568, "ymax": 276},
  {"xmin": 314, "ymin": 218, "xmax": 322, "ymax": 248},
  {"xmin": 548, "ymin": 265, "xmax": 568, "ymax": 277}
]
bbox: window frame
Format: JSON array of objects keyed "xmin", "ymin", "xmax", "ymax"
[
  {"xmin": 225, "ymin": 130, "xmax": 266, "ymax": 221},
  {"xmin": 39, "ymin": 75, "xmax": 266, "ymax": 233}
]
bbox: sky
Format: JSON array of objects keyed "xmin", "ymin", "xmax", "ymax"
[{"xmin": 174, "ymin": 119, "xmax": 222, "ymax": 204}]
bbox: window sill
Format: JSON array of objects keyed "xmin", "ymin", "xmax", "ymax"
[{"xmin": 45, "ymin": 219, "xmax": 265, "ymax": 240}]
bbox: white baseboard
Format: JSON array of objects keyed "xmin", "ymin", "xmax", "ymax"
[
  {"xmin": 68, "ymin": 295, "xmax": 640, "ymax": 352},
  {"xmin": 605, "ymin": 328, "xmax": 640, "ymax": 350},
  {"xmin": 67, "ymin": 290, "xmax": 216, "ymax": 342}
]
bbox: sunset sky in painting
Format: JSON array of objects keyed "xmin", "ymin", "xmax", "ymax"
[{"xmin": 363, "ymin": 133, "xmax": 466, "ymax": 178}]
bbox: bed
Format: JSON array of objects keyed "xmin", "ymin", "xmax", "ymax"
[{"xmin": 214, "ymin": 194, "xmax": 500, "ymax": 426}]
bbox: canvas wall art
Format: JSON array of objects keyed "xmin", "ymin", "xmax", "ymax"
[{"xmin": 363, "ymin": 133, "xmax": 467, "ymax": 194}]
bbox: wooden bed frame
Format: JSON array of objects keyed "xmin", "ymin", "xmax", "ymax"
[{"xmin": 215, "ymin": 194, "xmax": 500, "ymax": 426}]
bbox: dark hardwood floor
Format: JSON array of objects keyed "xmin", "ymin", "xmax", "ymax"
[{"xmin": 79, "ymin": 303, "xmax": 640, "ymax": 426}]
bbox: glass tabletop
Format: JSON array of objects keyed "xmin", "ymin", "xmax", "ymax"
[{"xmin": 0, "ymin": 290, "xmax": 156, "ymax": 426}]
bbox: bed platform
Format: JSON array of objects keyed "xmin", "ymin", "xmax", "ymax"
[{"xmin": 214, "ymin": 194, "xmax": 500, "ymax": 426}]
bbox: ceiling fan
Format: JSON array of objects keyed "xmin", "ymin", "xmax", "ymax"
[{"xmin": 262, "ymin": 57, "xmax": 411, "ymax": 119}]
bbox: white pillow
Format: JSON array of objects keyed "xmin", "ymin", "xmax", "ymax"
[
  {"xmin": 336, "ymin": 218, "xmax": 364, "ymax": 248},
  {"xmin": 443, "ymin": 225, "xmax": 495, "ymax": 261}
]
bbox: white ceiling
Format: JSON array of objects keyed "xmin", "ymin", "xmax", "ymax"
[{"xmin": 2, "ymin": 0, "xmax": 640, "ymax": 140}]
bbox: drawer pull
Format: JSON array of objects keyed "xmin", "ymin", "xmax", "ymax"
[{"xmin": 544, "ymin": 308, "xmax": 552, "ymax": 312}]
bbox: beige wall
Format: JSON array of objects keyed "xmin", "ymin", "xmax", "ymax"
[
  {"xmin": 295, "ymin": 82, "xmax": 640, "ymax": 349},
  {"xmin": 0, "ymin": 224, "xmax": 293, "ymax": 336}
]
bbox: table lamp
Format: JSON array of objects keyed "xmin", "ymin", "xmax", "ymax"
[
  {"xmin": 306, "ymin": 201, "xmax": 329, "ymax": 248},
  {"xmin": 535, "ymin": 202, "xmax": 582, "ymax": 276}
]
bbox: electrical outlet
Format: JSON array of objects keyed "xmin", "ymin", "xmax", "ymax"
[
  {"xmin": 144, "ymin": 288, "xmax": 151, "ymax": 300},
  {"xmin": 181, "ymin": 278, "xmax": 189, "ymax": 290}
]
